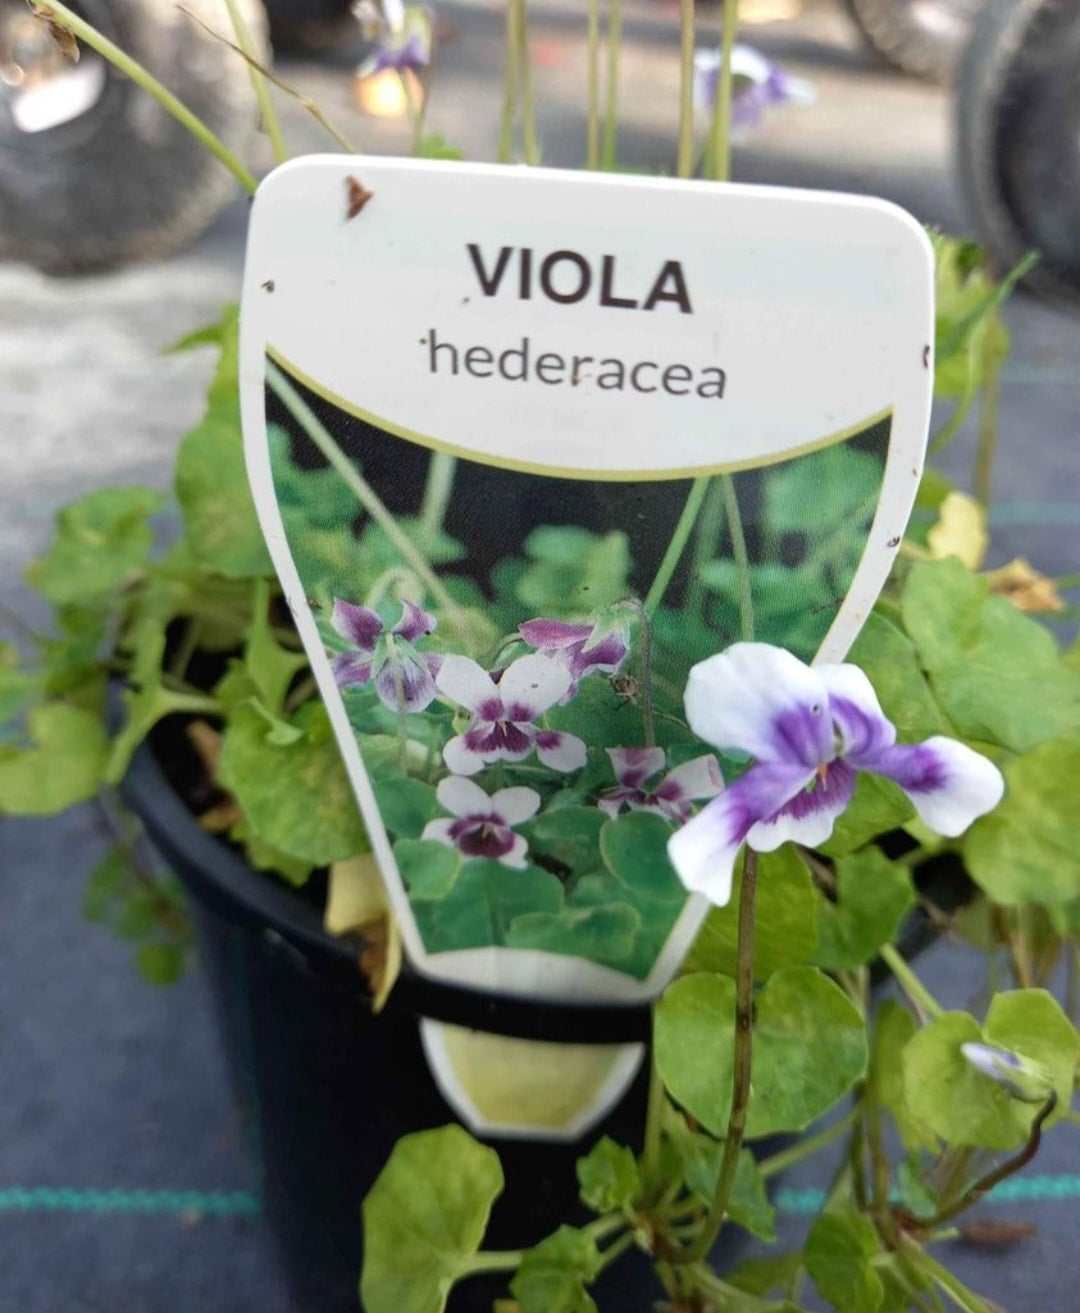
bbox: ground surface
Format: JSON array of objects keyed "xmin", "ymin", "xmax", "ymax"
[{"xmin": 2, "ymin": 0, "xmax": 1079, "ymax": 1310}]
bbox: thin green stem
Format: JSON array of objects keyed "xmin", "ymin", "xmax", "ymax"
[
  {"xmin": 222, "ymin": 0, "xmax": 287, "ymax": 163},
  {"xmin": 266, "ymin": 361, "xmax": 469, "ymax": 634},
  {"xmin": 704, "ymin": 0, "xmax": 739, "ymax": 182},
  {"xmin": 419, "ymin": 452, "xmax": 457, "ymax": 540},
  {"xmin": 458, "ymin": 1249, "xmax": 524, "ymax": 1277},
  {"xmin": 642, "ymin": 1043, "xmax": 665, "ymax": 1187},
  {"xmin": 498, "ymin": 0, "xmax": 520, "ymax": 163},
  {"xmin": 33, "ymin": 0, "xmax": 256, "ymax": 193},
  {"xmin": 601, "ymin": 0, "xmax": 624, "ymax": 170},
  {"xmin": 686, "ymin": 478, "xmax": 724, "ymax": 619},
  {"xmin": 677, "ymin": 0, "xmax": 696, "ymax": 180},
  {"xmin": 928, "ymin": 386, "xmax": 976, "ymax": 456},
  {"xmin": 515, "ymin": 0, "xmax": 540, "ymax": 165},
  {"xmin": 679, "ymin": 847, "xmax": 758, "ymax": 1263},
  {"xmin": 586, "ymin": 0, "xmax": 602, "ymax": 168},
  {"xmin": 643, "ymin": 477, "xmax": 710, "ymax": 616},
  {"xmin": 880, "ymin": 943, "xmax": 944, "ymax": 1021},
  {"xmin": 720, "ymin": 474, "xmax": 754, "ymax": 639},
  {"xmin": 584, "ymin": 1212, "xmax": 630, "ymax": 1243},
  {"xmin": 758, "ymin": 1108, "xmax": 857, "ymax": 1180},
  {"xmin": 904, "ymin": 1242, "xmax": 995, "ymax": 1313},
  {"xmin": 598, "ymin": 1230, "xmax": 635, "ymax": 1272},
  {"xmin": 973, "ymin": 336, "xmax": 1001, "ymax": 508}
]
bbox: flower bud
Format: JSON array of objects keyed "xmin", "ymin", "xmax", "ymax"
[{"xmin": 960, "ymin": 1041, "xmax": 1054, "ymax": 1102}]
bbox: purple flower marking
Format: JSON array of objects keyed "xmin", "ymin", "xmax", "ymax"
[
  {"xmin": 436, "ymin": 652, "xmax": 588, "ymax": 777},
  {"xmin": 667, "ymin": 643, "xmax": 1005, "ymax": 907},
  {"xmin": 330, "ymin": 597, "xmax": 441, "ymax": 713},
  {"xmin": 694, "ymin": 44, "xmax": 814, "ymax": 130},
  {"xmin": 518, "ymin": 615, "xmax": 629, "ymax": 700},
  {"xmin": 422, "ymin": 776, "xmax": 541, "ymax": 869},
  {"xmin": 599, "ymin": 747, "xmax": 723, "ymax": 823},
  {"xmin": 366, "ymin": 31, "xmax": 429, "ymax": 74}
]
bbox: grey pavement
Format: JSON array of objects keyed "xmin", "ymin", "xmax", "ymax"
[{"xmin": 2, "ymin": 1, "xmax": 1078, "ymax": 1310}]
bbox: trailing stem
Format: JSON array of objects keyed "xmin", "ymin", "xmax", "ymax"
[
  {"xmin": 31, "ymin": 0, "xmax": 257, "ymax": 192},
  {"xmin": 704, "ymin": 0, "xmax": 739, "ymax": 183},
  {"xmin": 720, "ymin": 474, "xmax": 755, "ymax": 639},
  {"xmin": 221, "ymin": 0, "xmax": 287, "ymax": 163},
  {"xmin": 419, "ymin": 452, "xmax": 458, "ymax": 540},
  {"xmin": 498, "ymin": 0, "xmax": 520, "ymax": 163},
  {"xmin": 679, "ymin": 847, "xmax": 758, "ymax": 1263},
  {"xmin": 586, "ymin": 0, "xmax": 602, "ymax": 168},
  {"xmin": 879, "ymin": 943, "xmax": 944, "ymax": 1022},
  {"xmin": 601, "ymin": 0, "xmax": 624, "ymax": 170},
  {"xmin": 643, "ymin": 477, "xmax": 711, "ymax": 616},
  {"xmin": 677, "ymin": 0, "xmax": 696, "ymax": 180},
  {"xmin": 514, "ymin": 0, "xmax": 540, "ymax": 165}
]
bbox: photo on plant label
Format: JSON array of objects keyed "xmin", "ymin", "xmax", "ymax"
[{"xmin": 263, "ymin": 352, "xmax": 892, "ymax": 987}]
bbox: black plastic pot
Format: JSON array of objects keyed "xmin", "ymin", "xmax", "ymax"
[{"xmin": 122, "ymin": 736, "xmax": 720, "ymax": 1313}]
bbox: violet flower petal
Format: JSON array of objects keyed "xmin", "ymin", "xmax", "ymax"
[
  {"xmin": 855, "ymin": 737, "xmax": 1004, "ymax": 836},
  {"xmin": 746, "ymin": 759, "xmax": 857, "ymax": 852},
  {"xmin": 331, "ymin": 652, "xmax": 374, "ymax": 688},
  {"xmin": 491, "ymin": 786, "xmax": 542, "ymax": 826},
  {"xmin": 394, "ymin": 599, "xmax": 437, "ymax": 643},
  {"xmin": 816, "ymin": 663, "xmax": 897, "ymax": 758},
  {"xmin": 436, "ymin": 774, "xmax": 492, "ymax": 819},
  {"xmin": 373, "ymin": 651, "xmax": 437, "ymax": 712},
  {"xmin": 608, "ymin": 746, "xmax": 667, "ymax": 789},
  {"xmin": 535, "ymin": 729, "xmax": 588, "ymax": 773},
  {"xmin": 518, "ymin": 618, "xmax": 594, "ymax": 651},
  {"xmin": 498, "ymin": 653, "xmax": 573, "ymax": 719},
  {"xmin": 436, "ymin": 654, "xmax": 501, "ymax": 715},
  {"xmin": 331, "ymin": 598, "xmax": 383, "ymax": 650}
]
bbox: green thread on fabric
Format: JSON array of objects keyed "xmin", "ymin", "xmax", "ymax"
[
  {"xmin": 773, "ymin": 1175, "xmax": 1080, "ymax": 1215},
  {"xmin": 0, "ymin": 1187, "xmax": 260, "ymax": 1216}
]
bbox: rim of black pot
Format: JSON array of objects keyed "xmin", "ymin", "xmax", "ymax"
[{"xmin": 121, "ymin": 736, "xmax": 654, "ymax": 1044}]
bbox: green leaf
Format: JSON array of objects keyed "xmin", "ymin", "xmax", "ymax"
[
  {"xmin": 515, "ymin": 526, "xmax": 632, "ymax": 615},
  {"xmin": 900, "ymin": 558, "xmax": 1080, "ymax": 752},
  {"xmin": 847, "ymin": 613, "xmax": 951, "ymax": 741},
  {"xmin": 372, "ymin": 776, "xmax": 440, "ymax": 839},
  {"xmin": 26, "ymin": 486, "xmax": 165, "ymax": 606},
  {"xmin": 820, "ymin": 774, "xmax": 914, "ymax": 860},
  {"xmin": 902, "ymin": 992, "xmax": 1078, "ymax": 1149},
  {"xmin": 804, "ymin": 1207, "xmax": 884, "ymax": 1313},
  {"xmin": 522, "ymin": 805, "xmax": 606, "ymax": 876},
  {"xmin": 244, "ymin": 579, "xmax": 307, "ymax": 714},
  {"xmin": 814, "ymin": 850, "xmax": 914, "ymax": 970},
  {"xmin": 0, "ymin": 643, "xmax": 36, "ymax": 737},
  {"xmin": 219, "ymin": 702, "xmax": 369, "ymax": 864},
  {"xmin": 510, "ymin": 1226, "xmax": 602, "ymax": 1313},
  {"xmin": 684, "ymin": 1144, "xmax": 776, "ymax": 1242},
  {"xmin": 396, "ymin": 838, "xmax": 462, "ymax": 900},
  {"xmin": 136, "ymin": 942, "xmax": 185, "ymax": 986},
  {"xmin": 598, "ymin": 811, "xmax": 688, "ymax": 909},
  {"xmin": 506, "ymin": 904, "xmax": 642, "ymax": 972},
  {"xmin": 0, "ymin": 703, "xmax": 108, "ymax": 814},
  {"xmin": 230, "ymin": 817, "xmax": 314, "ymax": 887},
  {"xmin": 417, "ymin": 133, "xmax": 464, "ymax": 160},
  {"xmin": 684, "ymin": 846, "xmax": 818, "ymax": 979},
  {"xmin": 870, "ymin": 1001, "xmax": 936, "ymax": 1152},
  {"xmin": 964, "ymin": 734, "xmax": 1080, "ymax": 905},
  {"xmin": 576, "ymin": 1137, "xmax": 642, "ymax": 1213},
  {"xmin": 412, "ymin": 859, "xmax": 565, "ymax": 953},
  {"xmin": 764, "ymin": 444, "xmax": 882, "ymax": 534},
  {"xmin": 360, "ymin": 1125, "xmax": 503, "ymax": 1313},
  {"xmin": 173, "ymin": 306, "xmax": 271, "ymax": 579},
  {"xmin": 727, "ymin": 1252, "xmax": 804, "ymax": 1299},
  {"xmin": 655, "ymin": 968, "xmax": 868, "ymax": 1138}
]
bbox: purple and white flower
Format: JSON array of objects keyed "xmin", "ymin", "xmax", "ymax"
[
  {"xmin": 330, "ymin": 597, "xmax": 441, "ymax": 713},
  {"xmin": 422, "ymin": 776, "xmax": 541, "ymax": 869},
  {"xmin": 436, "ymin": 652, "xmax": 588, "ymax": 776},
  {"xmin": 694, "ymin": 44, "xmax": 815, "ymax": 134},
  {"xmin": 667, "ymin": 643, "xmax": 1005, "ymax": 906},
  {"xmin": 599, "ymin": 747, "xmax": 723, "ymax": 823},
  {"xmin": 960, "ymin": 1042, "xmax": 1054, "ymax": 1102},
  {"xmin": 356, "ymin": 1, "xmax": 431, "ymax": 76},
  {"xmin": 518, "ymin": 615, "xmax": 629, "ymax": 698}
]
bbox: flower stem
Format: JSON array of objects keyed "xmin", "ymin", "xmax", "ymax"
[
  {"xmin": 679, "ymin": 847, "xmax": 758, "ymax": 1263},
  {"xmin": 879, "ymin": 943, "xmax": 944, "ymax": 1021},
  {"xmin": 720, "ymin": 475, "xmax": 754, "ymax": 639},
  {"xmin": 498, "ymin": 0, "xmax": 520, "ymax": 163},
  {"xmin": 973, "ymin": 332, "xmax": 1001, "ymax": 508},
  {"xmin": 601, "ymin": 0, "xmax": 624, "ymax": 170},
  {"xmin": 31, "ymin": 0, "xmax": 257, "ymax": 193},
  {"xmin": 586, "ymin": 0, "xmax": 602, "ymax": 168},
  {"xmin": 686, "ymin": 478, "xmax": 723, "ymax": 619},
  {"xmin": 704, "ymin": 0, "xmax": 739, "ymax": 183},
  {"xmin": 757, "ymin": 1108, "xmax": 857, "ymax": 1180},
  {"xmin": 643, "ymin": 477, "xmax": 711, "ymax": 616},
  {"xmin": 514, "ymin": 0, "xmax": 540, "ymax": 165},
  {"xmin": 928, "ymin": 386, "xmax": 976, "ymax": 456},
  {"xmin": 642, "ymin": 1040, "xmax": 665, "ymax": 1186},
  {"xmin": 677, "ymin": 0, "xmax": 696, "ymax": 180},
  {"xmin": 266, "ymin": 362, "xmax": 469, "ymax": 633},
  {"xmin": 458, "ymin": 1249, "xmax": 524, "ymax": 1277},
  {"xmin": 222, "ymin": 0, "xmax": 287, "ymax": 164},
  {"xmin": 419, "ymin": 451, "xmax": 458, "ymax": 540},
  {"xmin": 902, "ymin": 1240, "xmax": 997, "ymax": 1313}
]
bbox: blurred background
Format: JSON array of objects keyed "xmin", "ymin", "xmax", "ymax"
[{"xmin": 2, "ymin": 1, "xmax": 1078, "ymax": 1309}]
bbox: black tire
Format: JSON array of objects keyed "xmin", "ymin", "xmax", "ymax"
[
  {"xmin": 957, "ymin": 0, "xmax": 1080, "ymax": 303},
  {"xmin": 0, "ymin": 0, "xmax": 266, "ymax": 274},
  {"xmin": 844, "ymin": 0, "xmax": 985, "ymax": 83}
]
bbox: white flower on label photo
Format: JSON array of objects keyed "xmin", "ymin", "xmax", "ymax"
[
  {"xmin": 598, "ymin": 747, "xmax": 722, "ymax": 823},
  {"xmin": 422, "ymin": 776, "xmax": 541, "ymax": 869}
]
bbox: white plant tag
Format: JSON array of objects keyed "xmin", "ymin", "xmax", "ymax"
[{"xmin": 239, "ymin": 156, "xmax": 932, "ymax": 1023}]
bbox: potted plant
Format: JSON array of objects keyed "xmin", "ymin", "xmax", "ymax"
[{"xmin": 3, "ymin": 4, "xmax": 1079, "ymax": 1313}]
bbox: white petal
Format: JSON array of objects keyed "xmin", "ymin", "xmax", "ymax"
[
  {"xmin": 491, "ymin": 786, "xmax": 542, "ymax": 826},
  {"xmin": 498, "ymin": 652, "xmax": 573, "ymax": 717},
  {"xmin": 746, "ymin": 760, "xmax": 856, "ymax": 852},
  {"xmin": 863, "ymin": 737, "xmax": 1005, "ymax": 837},
  {"xmin": 667, "ymin": 801, "xmax": 738, "ymax": 907},
  {"xmin": 436, "ymin": 775, "xmax": 492, "ymax": 818},
  {"xmin": 815, "ymin": 662, "xmax": 896, "ymax": 759},
  {"xmin": 435, "ymin": 654, "xmax": 499, "ymax": 713},
  {"xmin": 421, "ymin": 818, "xmax": 457, "ymax": 847},
  {"xmin": 535, "ymin": 731, "xmax": 588, "ymax": 773},
  {"xmin": 499, "ymin": 834, "xmax": 530, "ymax": 869},
  {"xmin": 684, "ymin": 643, "xmax": 832, "ymax": 766},
  {"xmin": 660, "ymin": 755, "xmax": 724, "ymax": 803},
  {"xmin": 442, "ymin": 733, "xmax": 486, "ymax": 776}
]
